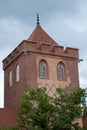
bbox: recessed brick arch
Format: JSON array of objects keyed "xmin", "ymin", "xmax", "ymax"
[
  {"xmin": 39, "ymin": 59, "xmax": 49, "ymax": 79},
  {"xmin": 57, "ymin": 61, "xmax": 66, "ymax": 81}
]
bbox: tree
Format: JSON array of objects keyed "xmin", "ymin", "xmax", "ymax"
[{"xmin": 18, "ymin": 87, "xmax": 87, "ymax": 130}]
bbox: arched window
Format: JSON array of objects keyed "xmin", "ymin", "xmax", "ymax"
[
  {"xmin": 16, "ymin": 64, "xmax": 20, "ymax": 82},
  {"xmin": 58, "ymin": 62, "xmax": 65, "ymax": 80},
  {"xmin": 39, "ymin": 60, "xmax": 48, "ymax": 78},
  {"xmin": 9, "ymin": 70, "xmax": 12, "ymax": 87}
]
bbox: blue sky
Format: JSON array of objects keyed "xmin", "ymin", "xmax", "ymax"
[{"xmin": 0, "ymin": 0, "xmax": 87, "ymax": 107}]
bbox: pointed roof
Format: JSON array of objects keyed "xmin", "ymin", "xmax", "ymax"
[
  {"xmin": 28, "ymin": 24, "xmax": 58, "ymax": 45},
  {"xmin": 28, "ymin": 14, "xmax": 58, "ymax": 45}
]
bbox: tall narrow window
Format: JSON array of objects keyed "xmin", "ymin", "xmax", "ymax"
[
  {"xmin": 9, "ymin": 70, "xmax": 12, "ymax": 87},
  {"xmin": 57, "ymin": 62, "xmax": 66, "ymax": 80},
  {"xmin": 58, "ymin": 63, "xmax": 63, "ymax": 80},
  {"xmin": 58, "ymin": 62, "xmax": 66, "ymax": 80},
  {"xmin": 16, "ymin": 64, "xmax": 20, "ymax": 82},
  {"xmin": 39, "ymin": 60, "xmax": 48, "ymax": 78}
]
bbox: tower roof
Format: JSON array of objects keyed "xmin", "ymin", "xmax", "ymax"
[{"xmin": 28, "ymin": 15, "xmax": 58, "ymax": 45}]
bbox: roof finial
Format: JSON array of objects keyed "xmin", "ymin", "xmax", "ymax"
[{"xmin": 37, "ymin": 13, "xmax": 40, "ymax": 25}]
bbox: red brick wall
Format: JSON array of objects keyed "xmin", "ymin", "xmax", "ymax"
[
  {"xmin": 83, "ymin": 113, "xmax": 87, "ymax": 126},
  {"xmin": 0, "ymin": 107, "xmax": 18, "ymax": 129},
  {"xmin": 35, "ymin": 53, "xmax": 79, "ymax": 93},
  {"xmin": 26, "ymin": 53, "xmax": 38, "ymax": 88},
  {"xmin": 4, "ymin": 51, "xmax": 38, "ymax": 107},
  {"xmin": 4, "ymin": 54, "xmax": 27, "ymax": 107}
]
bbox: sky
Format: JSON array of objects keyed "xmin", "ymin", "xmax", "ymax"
[{"xmin": 0, "ymin": 0, "xmax": 87, "ymax": 107}]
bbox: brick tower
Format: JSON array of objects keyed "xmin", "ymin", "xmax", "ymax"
[{"xmin": 3, "ymin": 14, "xmax": 79, "ymax": 107}]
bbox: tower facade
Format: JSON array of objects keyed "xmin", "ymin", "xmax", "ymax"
[{"xmin": 3, "ymin": 18, "xmax": 79, "ymax": 107}]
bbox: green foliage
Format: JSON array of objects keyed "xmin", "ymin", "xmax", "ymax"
[
  {"xmin": 18, "ymin": 87, "xmax": 87, "ymax": 130},
  {"xmin": 82, "ymin": 126, "xmax": 87, "ymax": 130},
  {"xmin": 1, "ymin": 126, "xmax": 18, "ymax": 130}
]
